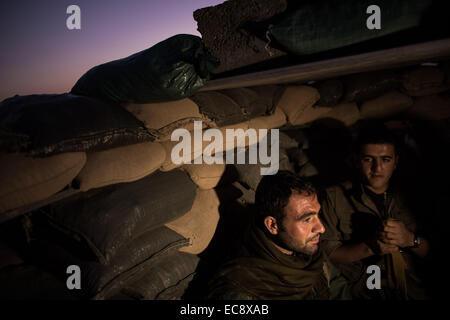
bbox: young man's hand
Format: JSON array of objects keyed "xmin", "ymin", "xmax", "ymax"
[
  {"xmin": 379, "ymin": 218, "xmax": 414, "ymax": 248},
  {"xmin": 375, "ymin": 239, "xmax": 399, "ymax": 255},
  {"xmin": 365, "ymin": 231, "xmax": 399, "ymax": 256}
]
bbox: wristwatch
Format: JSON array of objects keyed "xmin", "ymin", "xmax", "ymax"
[{"xmin": 411, "ymin": 234, "xmax": 421, "ymax": 248}]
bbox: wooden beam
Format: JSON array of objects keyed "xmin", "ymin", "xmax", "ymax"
[{"xmin": 200, "ymin": 38, "xmax": 450, "ymax": 91}]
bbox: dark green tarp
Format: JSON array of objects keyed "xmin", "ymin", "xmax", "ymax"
[
  {"xmin": 71, "ymin": 34, "xmax": 219, "ymax": 104},
  {"xmin": 268, "ymin": 0, "xmax": 433, "ymax": 56}
]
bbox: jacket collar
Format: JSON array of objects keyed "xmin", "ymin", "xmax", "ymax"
[{"xmin": 349, "ymin": 178, "xmax": 396, "ymax": 218}]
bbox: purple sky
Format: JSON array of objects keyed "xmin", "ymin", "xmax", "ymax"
[{"xmin": 0, "ymin": 0, "xmax": 225, "ymax": 101}]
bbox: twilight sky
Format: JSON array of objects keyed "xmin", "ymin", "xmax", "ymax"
[{"xmin": 0, "ymin": 0, "xmax": 225, "ymax": 101}]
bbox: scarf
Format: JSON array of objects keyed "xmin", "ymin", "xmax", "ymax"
[{"xmin": 208, "ymin": 222, "xmax": 327, "ymax": 300}]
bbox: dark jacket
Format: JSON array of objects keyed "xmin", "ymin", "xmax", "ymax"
[{"xmin": 320, "ymin": 181, "xmax": 430, "ymax": 299}]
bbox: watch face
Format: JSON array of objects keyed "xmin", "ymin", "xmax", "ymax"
[{"xmin": 414, "ymin": 236, "xmax": 420, "ymax": 248}]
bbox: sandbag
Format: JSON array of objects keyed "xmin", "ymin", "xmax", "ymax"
[
  {"xmin": 360, "ymin": 91, "xmax": 413, "ymax": 119},
  {"xmin": 234, "ymin": 145, "xmax": 293, "ymax": 190},
  {"xmin": 296, "ymin": 105, "xmax": 333, "ymax": 126},
  {"xmin": 120, "ymin": 251, "xmax": 200, "ymax": 300},
  {"xmin": 268, "ymin": 0, "xmax": 432, "ymax": 56},
  {"xmin": 190, "ymin": 91, "xmax": 242, "ymax": 127},
  {"xmin": 287, "ymin": 148, "xmax": 309, "ymax": 171},
  {"xmin": 0, "ymin": 264, "xmax": 75, "ymax": 300},
  {"xmin": 232, "ymin": 181, "xmax": 256, "ymax": 205},
  {"xmin": 75, "ymin": 142, "xmax": 166, "ymax": 191},
  {"xmin": 47, "ymin": 169, "xmax": 196, "ymax": 264},
  {"xmin": 166, "ymin": 189, "xmax": 220, "ymax": 254},
  {"xmin": 344, "ymin": 71, "xmax": 402, "ymax": 102},
  {"xmin": 318, "ymin": 102, "xmax": 360, "ymax": 127},
  {"xmin": 406, "ymin": 94, "xmax": 450, "ymax": 120},
  {"xmin": 221, "ymin": 85, "xmax": 285, "ymax": 119},
  {"xmin": 182, "ymin": 163, "xmax": 225, "ymax": 190},
  {"xmin": 31, "ymin": 226, "xmax": 189, "ymax": 299},
  {"xmin": 248, "ymin": 107, "xmax": 287, "ymax": 130},
  {"xmin": 298, "ymin": 162, "xmax": 319, "ymax": 178},
  {"xmin": 159, "ymin": 121, "xmax": 250, "ymax": 172},
  {"xmin": 0, "ymin": 93, "xmax": 153, "ymax": 156},
  {"xmin": 281, "ymin": 129, "xmax": 310, "ymax": 149},
  {"xmin": 89, "ymin": 227, "xmax": 189, "ymax": 299},
  {"xmin": 159, "ymin": 127, "xmax": 210, "ymax": 172},
  {"xmin": 160, "ymin": 140, "xmax": 185, "ymax": 172},
  {"xmin": 190, "ymin": 86, "xmax": 282, "ymax": 127},
  {"xmin": 71, "ymin": 34, "xmax": 219, "ymax": 103},
  {"xmin": 315, "ymin": 79, "xmax": 344, "ymax": 106},
  {"xmin": 402, "ymin": 67, "xmax": 448, "ymax": 96},
  {"xmin": 279, "ymin": 131, "xmax": 300, "ymax": 150},
  {"xmin": 0, "ymin": 152, "xmax": 86, "ymax": 214},
  {"xmin": 122, "ymin": 99, "xmax": 213, "ymax": 141},
  {"xmin": 276, "ymin": 86, "xmax": 320, "ymax": 126},
  {"xmin": 217, "ymin": 120, "xmax": 253, "ymax": 153}
]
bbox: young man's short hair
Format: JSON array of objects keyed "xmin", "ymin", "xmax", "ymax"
[
  {"xmin": 254, "ymin": 171, "xmax": 316, "ymax": 226},
  {"xmin": 354, "ymin": 123, "xmax": 399, "ymax": 155}
]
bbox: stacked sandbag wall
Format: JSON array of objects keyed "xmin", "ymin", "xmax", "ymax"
[{"xmin": 1, "ymin": 51, "xmax": 449, "ymax": 299}]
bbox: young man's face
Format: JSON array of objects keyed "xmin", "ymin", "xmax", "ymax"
[
  {"xmin": 276, "ymin": 192, "xmax": 325, "ymax": 256},
  {"xmin": 358, "ymin": 143, "xmax": 397, "ymax": 194}
]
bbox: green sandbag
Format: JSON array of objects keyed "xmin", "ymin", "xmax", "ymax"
[
  {"xmin": 268, "ymin": 0, "xmax": 433, "ymax": 56},
  {"xmin": 30, "ymin": 227, "xmax": 189, "ymax": 299},
  {"xmin": 120, "ymin": 251, "xmax": 200, "ymax": 300},
  {"xmin": 0, "ymin": 93, "xmax": 154, "ymax": 156},
  {"xmin": 71, "ymin": 34, "xmax": 219, "ymax": 104},
  {"xmin": 46, "ymin": 169, "xmax": 197, "ymax": 265}
]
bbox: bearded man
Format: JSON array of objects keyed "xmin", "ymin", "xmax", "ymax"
[{"xmin": 208, "ymin": 170, "xmax": 337, "ymax": 300}]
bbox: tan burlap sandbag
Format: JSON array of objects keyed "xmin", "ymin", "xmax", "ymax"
[
  {"xmin": 218, "ymin": 120, "xmax": 252, "ymax": 152},
  {"xmin": 299, "ymin": 162, "xmax": 319, "ymax": 177},
  {"xmin": 276, "ymin": 85, "xmax": 320, "ymax": 125},
  {"xmin": 319, "ymin": 102, "xmax": 360, "ymax": 127},
  {"xmin": 248, "ymin": 107, "xmax": 287, "ymax": 130},
  {"xmin": 183, "ymin": 162, "xmax": 226, "ymax": 189},
  {"xmin": 166, "ymin": 189, "xmax": 220, "ymax": 254},
  {"xmin": 296, "ymin": 105, "xmax": 333, "ymax": 125},
  {"xmin": 123, "ymin": 99, "xmax": 211, "ymax": 141},
  {"xmin": 406, "ymin": 94, "xmax": 450, "ymax": 120},
  {"xmin": 160, "ymin": 140, "xmax": 184, "ymax": 172},
  {"xmin": 160, "ymin": 121, "xmax": 249, "ymax": 171},
  {"xmin": 160, "ymin": 127, "xmax": 209, "ymax": 172},
  {"xmin": 246, "ymin": 108, "xmax": 286, "ymax": 145},
  {"xmin": 75, "ymin": 142, "xmax": 166, "ymax": 191},
  {"xmin": 360, "ymin": 91, "xmax": 413, "ymax": 119},
  {"xmin": 0, "ymin": 152, "xmax": 86, "ymax": 213},
  {"xmin": 402, "ymin": 67, "xmax": 448, "ymax": 97}
]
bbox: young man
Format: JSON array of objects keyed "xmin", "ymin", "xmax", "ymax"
[
  {"xmin": 320, "ymin": 126, "xmax": 431, "ymax": 299},
  {"xmin": 208, "ymin": 171, "xmax": 333, "ymax": 300}
]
